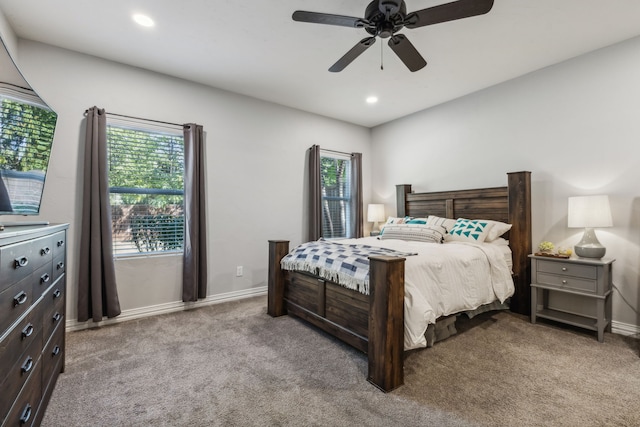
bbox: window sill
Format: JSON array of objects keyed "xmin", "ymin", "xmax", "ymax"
[{"xmin": 114, "ymin": 251, "xmax": 183, "ymax": 261}]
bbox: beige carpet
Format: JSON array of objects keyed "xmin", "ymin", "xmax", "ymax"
[{"xmin": 42, "ymin": 296, "xmax": 640, "ymax": 427}]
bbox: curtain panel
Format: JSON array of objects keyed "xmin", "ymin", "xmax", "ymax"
[
  {"xmin": 308, "ymin": 144, "xmax": 322, "ymax": 242},
  {"xmin": 182, "ymin": 123, "xmax": 207, "ymax": 302},
  {"xmin": 77, "ymin": 106, "xmax": 121, "ymax": 322},
  {"xmin": 351, "ymin": 152, "xmax": 363, "ymax": 238}
]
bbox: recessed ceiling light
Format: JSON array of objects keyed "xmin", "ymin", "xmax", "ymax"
[
  {"xmin": 366, "ymin": 96, "xmax": 378, "ymax": 104},
  {"xmin": 133, "ymin": 14, "xmax": 155, "ymax": 28}
]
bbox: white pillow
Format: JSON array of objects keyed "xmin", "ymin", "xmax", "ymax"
[
  {"xmin": 427, "ymin": 215, "xmax": 457, "ymax": 232},
  {"xmin": 446, "ymin": 218, "xmax": 494, "ymax": 243},
  {"xmin": 484, "ymin": 220, "xmax": 512, "ymax": 242},
  {"xmin": 380, "ymin": 223, "xmax": 446, "ymax": 244}
]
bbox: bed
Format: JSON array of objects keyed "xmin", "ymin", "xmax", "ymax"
[{"xmin": 268, "ymin": 171, "xmax": 532, "ymax": 392}]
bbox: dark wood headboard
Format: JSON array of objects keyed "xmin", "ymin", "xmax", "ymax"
[{"xmin": 395, "ymin": 171, "xmax": 532, "ymax": 315}]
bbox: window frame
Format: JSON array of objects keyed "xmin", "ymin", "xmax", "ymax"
[
  {"xmin": 106, "ymin": 117, "xmax": 185, "ymax": 258},
  {"xmin": 320, "ymin": 151, "xmax": 354, "ymax": 239}
]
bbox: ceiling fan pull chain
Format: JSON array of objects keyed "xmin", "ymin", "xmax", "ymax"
[{"xmin": 380, "ymin": 41, "xmax": 384, "ymax": 70}]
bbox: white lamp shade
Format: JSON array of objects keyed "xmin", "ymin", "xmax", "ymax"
[
  {"xmin": 567, "ymin": 195, "xmax": 613, "ymax": 228},
  {"xmin": 367, "ymin": 204, "xmax": 386, "ymax": 223}
]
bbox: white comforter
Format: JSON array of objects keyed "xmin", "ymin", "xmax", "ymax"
[{"xmin": 335, "ymin": 236, "xmax": 514, "ymax": 350}]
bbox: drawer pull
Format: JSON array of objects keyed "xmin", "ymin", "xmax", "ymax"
[
  {"xmin": 13, "ymin": 291, "xmax": 28, "ymax": 306},
  {"xmin": 53, "ymin": 289, "xmax": 62, "ymax": 299},
  {"xmin": 57, "ymin": 261, "xmax": 65, "ymax": 270},
  {"xmin": 14, "ymin": 256, "xmax": 29, "ymax": 268},
  {"xmin": 41, "ymin": 273, "xmax": 51, "ymax": 284},
  {"xmin": 53, "ymin": 312, "xmax": 62, "ymax": 322},
  {"xmin": 19, "ymin": 404, "xmax": 32, "ymax": 424},
  {"xmin": 41, "ymin": 246, "xmax": 51, "ymax": 255},
  {"xmin": 562, "ymin": 280, "xmax": 568, "ymax": 284},
  {"xmin": 21, "ymin": 356, "xmax": 34, "ymax": 374},
  {"xmin": 561, "ymin": 267, "xmax": 567, "ymax": 271},
  {"xmin": 21, "ymin": 323, "xmax": 34, "ymax": 339},
  {"xmin": 52, "ymin": 346, "xmax": 61, "ymax": 357},
  {"xmin": 57, "ymin": 239, "xmax": 65, "ymax": 247}
]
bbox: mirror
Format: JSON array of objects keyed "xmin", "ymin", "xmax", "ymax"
[{"xmin": 0, "ymin": 36, "xmax": 57, "ymax": 215}]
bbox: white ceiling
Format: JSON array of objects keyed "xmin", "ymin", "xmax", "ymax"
[{"xmin": 1, "ymin": 0, "xmax": 639, "ymax": 128}]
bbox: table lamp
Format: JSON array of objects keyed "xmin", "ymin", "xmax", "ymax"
[
  {"xmin": 567, "ymin": 195, "xmax": 612, "ymax": 258},
  {"xmin": 367, "ymin": 204, "xmax": 385, "ymax": 233}
]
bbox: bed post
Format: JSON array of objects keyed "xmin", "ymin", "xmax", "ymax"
[
  {"xmin": 507, "ymin": 171, "xmax": 532, "ymax": 316},
  {"xmin": 368, "ymin": 255, "xmax": 405, "ymax": 392},
  {"xmin": 396, "ymin": 185, "xmax": 412, "ymax": 218},
  {"xmin": 268, "ymin": 240, "xmax": 289, "ymax": 317}
]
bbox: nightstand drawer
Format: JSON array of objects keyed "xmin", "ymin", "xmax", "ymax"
[
  {"xmin": 537, "ymin": 260, "xmax": 597, "ymax": 280},
  {"xmin": 537, "ymin": 272, "xmax": 597, "ymax": 293}
]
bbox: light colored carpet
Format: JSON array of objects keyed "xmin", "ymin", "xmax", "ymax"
[{"xmin": 42, "ymin": 296, "xmax": 640, "ymax": 427}]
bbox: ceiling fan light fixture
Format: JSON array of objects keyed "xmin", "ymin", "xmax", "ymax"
[{"xmin": 366, "ymin": 96, "xmax": 379, "ymax": 104}]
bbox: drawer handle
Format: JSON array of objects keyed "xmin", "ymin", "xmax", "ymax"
[
  {"xmin": 21, "ymin": 356, "xmax": 34, "ymax": 374},
  {"xmin": 21, "ymin": 323, "xmax": 34, "ymax": 339},
  {"xmin": 57, "ymin": 239, "xmax": 65, "ymax": 247},
  {"xmin": 562, "ymin": 280, "xmax": 568, "ymax": 285},
  {"xmin": 14, "ymin": 256, "xmax": 29, "ymax": 268},
  {"xmin": 52, "ymin": 345, "xmax": 61, "ymax": 357},
  {"xmin": 41, "ymin": 246, "xmax": 51, "ymax": 255},
  {"xmin": 13, "ymin": 291, "xmax": 28, "ymax": 306},
  {"xmin": 53, "ymin": 289, "xmax": 62, "ymax": 299},
  {"xmin": 19, "ymin": 404, "xmax": 32, "ymax": 424},
  {"xmin": 41, "ymin": 273, "xmax": 51, "ymax": 284},
  {"xmin": 561, "ymin": 267, "xmax": 567, "ymax": 271},
  {"xmin": 57, "ymin": 261, "xmax": 65, "ymax": 270},
  {"xmin": 53, "ymin": 312, "xmax": 62, "ymax": 322}
]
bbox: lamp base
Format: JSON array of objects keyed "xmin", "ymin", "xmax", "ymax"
[{"xmin": 574, "ymin": 227, "xmax": 606, "ymax": 259}]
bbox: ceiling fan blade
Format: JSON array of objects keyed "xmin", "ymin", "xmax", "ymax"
[
  {"xmin": 292, "ymin": 11, "xmax": 366, "ymax": 28},
  {"xmin": 329, "ymin": 37, "xmax": 377, "ymax": 72},
  {"xmin": 388, "ymin": 34, "xmax": 427, "ymax": 72},
  {"xmin": 405, "ymin": 0, "xmax": 494, "ymax": 29}
]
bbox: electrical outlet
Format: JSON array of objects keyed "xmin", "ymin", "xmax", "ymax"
[{"xmin": 236, "ymin": 266, "xmax": 243, "ymax": 277}]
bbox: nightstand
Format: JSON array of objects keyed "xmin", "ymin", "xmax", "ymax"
[{"xmin": 530, "ymin": 255, "xmax": 614, "ymax": 342}]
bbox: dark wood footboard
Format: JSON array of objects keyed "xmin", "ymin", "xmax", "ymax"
[{"xmin": 268, "ymin": 240, "xmax": 405, "ymax": 392}]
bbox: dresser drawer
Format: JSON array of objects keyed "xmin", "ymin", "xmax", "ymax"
[
  {"xmin": 0, "ymin": 275, "xmax": 35, "ymax": 335},
  {"xmin": 42, "ymin": 322, "xmax": 65, "ymax": 390},
  {"xmin": 43, "ymin": 288, "xmax": 65, "ymax": 341},
  {"xmin": 537, "ymin": 272, "xmax": 597, "ymax": 293},
  {"xmin": 32, "ymin": 261, "xmax": 54, "ymax": 299},
  {"xmin": 52, "ymin": 252, "xmax": 65, "ymax": 284},
  {"xmin": 537, "ymin": 259, "xmax": 597, "ymax": 280},
  {"xmin": 52, "ymin": 231, "xmax": 66, "ymax": 259},
  {"xmin": 0, "ymin": 338, "xmax": 42, "ymax": 419},
  {"xmin": 2, "ymin": 359, "xmax": 42, "ymax": 427},
  {"xmin": 0, "ymin": 304, "xmax": 43, "ymax": 375},
  {"xmin": 0, "ymin": 241, "xmax": 34, "ymax": 292}
]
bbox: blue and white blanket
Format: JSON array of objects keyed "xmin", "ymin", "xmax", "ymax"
[{"xmin": 280, "ymin": 239, "xmax": 416, "ymax": 295}]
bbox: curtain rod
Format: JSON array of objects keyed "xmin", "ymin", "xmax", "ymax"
[{"xmin": 106, "ymin": 112, "xmax": 183, "ymax": 128}]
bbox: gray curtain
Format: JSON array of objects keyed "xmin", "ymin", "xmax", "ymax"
[
  {"xmin": 351, "ymin": 152, "xmax": 363, "ymax": 238},
  {"xmin": 308, "ymin": 144, "xmax": 322, "ymax": 241},
  {"xmin": 182, "ymin": 123, "xmax": 207, "ymax": 302},
  {"xmin": 78, "ymin": 107, "xmax": 121, "ymax": 322}
]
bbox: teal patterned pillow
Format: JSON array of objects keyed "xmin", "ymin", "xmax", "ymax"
[{"xmin": 447, "ymin": 219, "xmax": 494, "ymax": 243}]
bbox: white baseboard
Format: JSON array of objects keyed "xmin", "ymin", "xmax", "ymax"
[
  {"xmin": 611, "ymin": 320, "xmax": 640, "ymax": 337},
  {"xmin": 65, "ymin": 286, "xmax": 267, "ymax": 332}
]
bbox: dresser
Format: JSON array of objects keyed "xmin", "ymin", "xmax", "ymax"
[
  {"xmin": 530, "ymin": 254, "xmax": 614, "ymax": 342},
  {"xmin": 0, "ymin": 224, "xmax": 68, "ymax": 427}
]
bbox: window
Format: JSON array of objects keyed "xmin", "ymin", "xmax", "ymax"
[
  {"xmin": 107, "ymin": 123, "xmax": 184, "ymax": 256},
  {"xmin": 320, "ymin": 153, "xmax": 353, "ymax": 239}
]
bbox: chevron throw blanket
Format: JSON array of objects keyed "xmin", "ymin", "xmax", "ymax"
[{"xmin": 280, "ymin": 239, "xmax": 416, "ymax": 295}]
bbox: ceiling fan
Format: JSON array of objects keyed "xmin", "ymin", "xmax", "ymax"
[{"xmin": 292, "ymin": 0, "xmax": 494, "ymax": 72}]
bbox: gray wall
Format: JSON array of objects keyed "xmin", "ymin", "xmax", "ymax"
[
  {"xmin": 5, "ymin": 38, "xmax": 372, "ymax": 324},
  {"xmin": 371, "ymin": 36, "xmax": 640, "ymax": 331}
]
